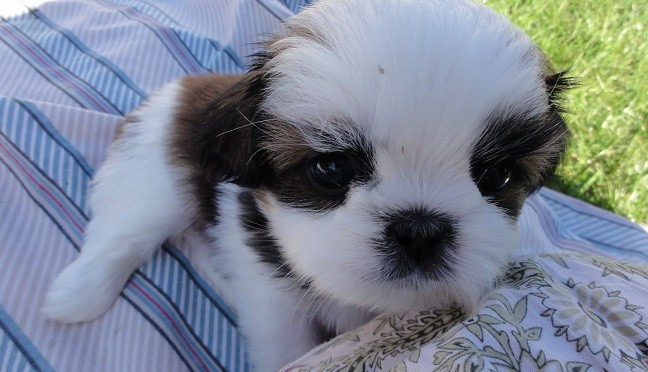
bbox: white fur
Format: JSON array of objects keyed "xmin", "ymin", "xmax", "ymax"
[
  {"xmin": 43, "ymin": 82, "xmax": 196, "ymax": 322},
  {"xmin": 44, "ymin": 0, "xmax": 556, "ymax": 370},
  {"xmin": 205, "ymin": 184, "xmax": 374, "ymax": 368},
  {"xmin": 259, "ymin": 0, "xmax": 538, "ymax": 314}
]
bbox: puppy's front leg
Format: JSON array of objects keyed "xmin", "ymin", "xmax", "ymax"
[
  {"xmin": 235, "ymin": 285, "xmax": 321, "ymax": 371},
  {"xmin": 44, "ymin": 81, "xmax": 195, "ymax": 322}
]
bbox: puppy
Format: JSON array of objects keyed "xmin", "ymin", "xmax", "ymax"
[{"xmin": 43, "ymin": 0, "xmax": 570, "ymax": 369}]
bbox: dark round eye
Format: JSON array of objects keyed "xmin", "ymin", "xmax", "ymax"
[
  {"xmin": 478, "ymin": 165, "xmax": 511, "ymax": 194},
  {"xmin": 308, "ymin": 153, "xmax": 355, "ymax": 190}
]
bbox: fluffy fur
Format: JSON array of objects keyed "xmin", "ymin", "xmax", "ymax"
[{"xmin": 43, "ymin": 0, "xmax": 570, "ymax": 370}]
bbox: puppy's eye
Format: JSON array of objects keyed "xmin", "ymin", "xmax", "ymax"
[
  {"xmin": 478, "ymin": 165, "xmax": 511, "ymax": 194},
  {"xmin": 308, "ymin": 153, "xmax": 355, "ymax": 190}
]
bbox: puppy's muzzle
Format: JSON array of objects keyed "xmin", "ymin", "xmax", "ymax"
[{"xmin": 379, "ymin": 209, "xmax": 456, "ymax": 280}]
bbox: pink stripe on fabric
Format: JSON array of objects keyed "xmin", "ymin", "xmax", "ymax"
[
  {"xmin": 98, "ymin": 2, "xmax": 203, "ymax": 75},
  {"xmin": 129, "ymin": 280, "xmax": 210, "ymax": 371},
  {"xmin": 0, "ymin": 24, "xmax": 112, "ymax": 113},
  {"xmin": 0, "ymin": 141, "xmax": 84, "ymax": 233},
  {"xmin": 158, "ymin": 27, "xmax": 203, "ymax": 75}
]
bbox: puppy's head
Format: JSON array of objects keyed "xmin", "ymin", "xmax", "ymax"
[{"xmin": 197, "ymin": 0, "xmax": 570, "ymax": 312}]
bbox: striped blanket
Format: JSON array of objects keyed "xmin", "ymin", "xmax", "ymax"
[{"xmin": 0, "ymin": 1, "xmax": 646, "ymax": 371}]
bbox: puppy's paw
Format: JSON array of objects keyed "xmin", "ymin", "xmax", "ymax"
[{"xmin": 43, "ymin": 254, "xmax": 132, "ymax": 323}]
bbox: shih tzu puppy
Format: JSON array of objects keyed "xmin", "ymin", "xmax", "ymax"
[{"xmin": 43, "ymin": 0, "xmax": 570, "ymax": 369}]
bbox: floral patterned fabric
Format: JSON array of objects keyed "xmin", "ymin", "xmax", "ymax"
[{"xmin": 283, "ymin": 254, "xmax": 648, "ymax": 371}]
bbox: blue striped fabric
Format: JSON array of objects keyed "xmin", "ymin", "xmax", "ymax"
[
  {"xmin": 0, "ymin": 96, "xmax": 245, "ymax": 370},
  {"xmin": 1, "ymin": 99, "xmax": 92, "ymax": 215},
  {"xmin": 0, "ymin": 0, "xmax": 646, "ymax": 371},
  {"xmin": 0, "ymin": 20, "xmax": 125, "ymax": 114},
  {"xmin": 106, "ymin": 0, "xmax": 246, "ymax": 73},
  {"xmin": 515, "ymin": 189, "xmax": 648, "ymax": 262},
  {"xmin": 539, "ymin": 188, "xmax": 648, "ymax": 260},
  {"xmin": 0, "ymin": 304, "xmax": 53, "ymax": 372}
]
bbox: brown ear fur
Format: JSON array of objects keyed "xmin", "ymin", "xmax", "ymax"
[{"xmin": 171, "ymin": 71, "xmax": 272, "ymax": 222}]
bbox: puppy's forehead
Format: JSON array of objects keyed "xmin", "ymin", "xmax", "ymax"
[{"xmin": 261, "ymin": 0, "xmax": 549, "ymax": 157}]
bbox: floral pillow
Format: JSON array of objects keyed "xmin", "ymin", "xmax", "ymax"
[{"xmin": 283, "ymin": 254, "xmax": 648, "ymax": 371}]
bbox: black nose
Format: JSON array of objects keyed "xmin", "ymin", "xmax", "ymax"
[{"xmin": 384, "ymin": 209, "xmax": 455, "ymax": 262}]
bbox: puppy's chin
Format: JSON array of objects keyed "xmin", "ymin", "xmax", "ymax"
[{"xmin": 258, "ymin": 189, "xmax": 517, "ymax": 315}]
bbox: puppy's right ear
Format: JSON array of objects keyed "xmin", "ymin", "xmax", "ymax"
[
  {"xmin": 175, "ymin": 66, "xmax": 274, "ymax": 189},
  {"xmin": 197, "ymin": 72, "xmax": 272, "ymax": 188}
]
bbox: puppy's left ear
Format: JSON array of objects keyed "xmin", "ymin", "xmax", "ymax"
[
  {"xmin": 545, "ymin": 70, "xmax": 574, "ymax": 113},
  {"xmin": 194, "ymin": 70, "xmax": 273, "ymax": 188},
  {"xmin": 535, "ymin": 70, "xmax": 574, "ymax": 182}
]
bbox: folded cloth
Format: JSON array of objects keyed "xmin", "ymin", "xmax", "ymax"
[
  {"xmin": 0, "ymin": 1, "xmax": 646, "ymax": 371},
  {"xmin": 283, "ymin": 252, "xmax": 648, "ymax": 371}
]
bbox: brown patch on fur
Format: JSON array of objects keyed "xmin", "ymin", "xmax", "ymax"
[
  {"xmin": 262, "ymin": 20, "xmax": 333, "ymax": 61},
  {"xmin": 170, "ymin": 74, "xmax": 243, "ymax": 223},
  {"xmin": 113, "ymin": 111, "xmax": 144, "ymax": 141},
  {"xmin": 259, "ymin": 122, "xmax": 315, "ymax": 174},
  {"xmin": 113, "ymin": 121, "xmax": 127, "ymax": 140},
  {"xmin": 178, "ymin": 74, "xmax": 242, "ymax": 111},
  {"xmin": 285, "ymin": 23, "xmax": 332, "ymax": 49},
  {"xmin": 251, "ymin": 189, "xmax": 270, "ymax": 203}
]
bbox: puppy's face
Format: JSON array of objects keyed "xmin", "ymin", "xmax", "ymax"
[{"xmin": 197, "ymin": 0, "xmax": 569, "ymax": 312}]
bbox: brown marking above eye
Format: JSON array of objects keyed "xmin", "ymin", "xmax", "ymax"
[
  {"xmin": 259, "ymin": 121, "xmax": 317, "ymax": 174},
  {"xmin": 261, "ymin": 116, "xmax": 373, "ymax": 173}
]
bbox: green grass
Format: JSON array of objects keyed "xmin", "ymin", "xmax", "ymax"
[{"xmin": 482, "ymin": 0, "xmax": 647, "ymax": 223}]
